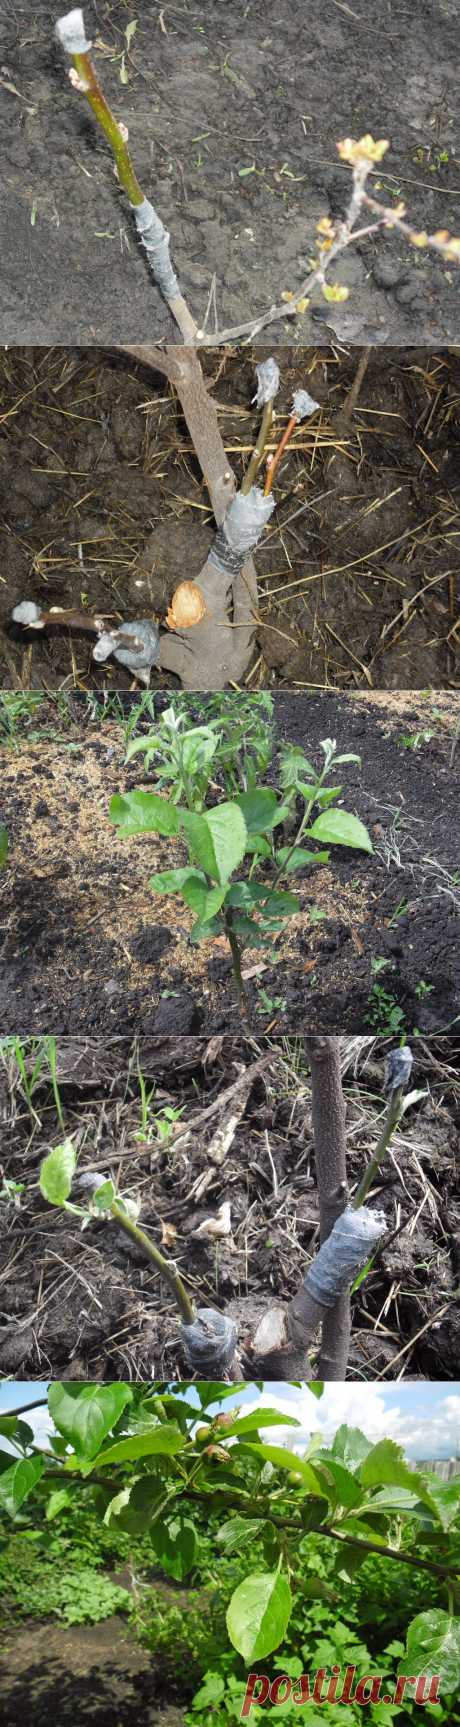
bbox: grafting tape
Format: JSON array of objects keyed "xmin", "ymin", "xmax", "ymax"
[
  {"xmin": 304, "ymin": 1204, "xmax": 386, "ymax": 1308},
  {"xmin": 291, "ymin": 388, "xmax": 320, "ymax": 420},
  {"xmin": 56, "ymin": 9, "xmax": 92, "ymax": 54},
  {"xmin": 12, "ymin": 601, "xmax": 44, "ymax": 628},
  {"xmin": 210, "ymin": 485, "xmax": 275, "ymax": 577},
  {"xmin": 384, "ymin": 1046, "xmax": 413, "ymax": 1095},
  {"xmin": 93, "ymin": 620, "xmax": 160, "ymax": 671},
  {"xmin": 133, "ymin": 198, "xmax": 180, "ymax": 302},
  {"xmin": 181, "ymin": 1307, "xmax": 238, "ymax": 1373},
  {"xmin": 253, "ymin": 358, "xmax": 280, "ymax": 406}
]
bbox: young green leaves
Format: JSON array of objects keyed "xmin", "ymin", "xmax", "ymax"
[{"xmin": 109, "ymin": 734, "xmax": 373, "ymax": 1011}]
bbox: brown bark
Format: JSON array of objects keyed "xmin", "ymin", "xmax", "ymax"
[
  {"xmin": 251, "ymin": 1037, "xmax": 351, "ymax": 1381},
  {"xmin": 117, "ymin": 345, "xmax": 258, "ymax": 686}
]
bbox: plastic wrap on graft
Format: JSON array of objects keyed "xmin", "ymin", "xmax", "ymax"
[
  {"xmin": 133, "ymin": 199, "xmax": 180, "ymax": 302},
  {"xmin": 384, "ymin": 1046, "xmax": 413, "ymax": 1095},
  {"xmin": 56, "ymin": 8, "xmax": 92, "ymax": 53},
  {"xmin": 304, "ymin": 1204, "xmax": 386, "ymax": 1308},
  {"xmin": 181, "ymin": 1307, "xmax": 238, "ymax": 1372},
  {"xmin": 253, "ymin": 358, "xmax": 280, "ymax": 406},
  {"xmin": 210, "ymin": 486, "xmax": 275, "ymax": 578}
]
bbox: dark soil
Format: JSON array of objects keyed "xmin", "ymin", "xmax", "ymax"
[
  {"xmin": 0, "ymin": 1616, "xmax": 187, "ymax": 1726},
  {"xmin": 1, "ymin": 691, "xmax": 459, "ymax": 1035},
  {"xmin": 1, "ymin": 346, "xmax": 459, "ymax": 692},
  {"xmin": 1, "ymin": 1031, "xmax": 459, "ymax": 1381},
  {"xmin": 1, "ymin": 2, "xmax": 459, "ymax": 344}
]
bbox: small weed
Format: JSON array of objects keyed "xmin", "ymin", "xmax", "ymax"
[
  {"xmin": 256, "ymin": 989, "xmax": 287, "ymax": 1016},
  {"xmin": 414, "ymin": 979, "xmax": 435, "ymax": 999},
  {"xmin": 366, "ymin": 984, "xmax": 406, "ymax": 1034},
  {"xmin": 0, "ymin": 1036, "xmax": 65, "ymax": 1127},
  {"xmin": 387, "ymin": 897, "xmax": 409, "ymax": 926},
  {"xmin": 398, "ymin": 729, "xmax": 434, "ymax": 751}
]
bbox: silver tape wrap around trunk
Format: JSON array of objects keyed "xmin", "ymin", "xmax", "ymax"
[
  {"xmin": 132, "ymin": 198, "xmax": 180, "ymax": 303},
  {"xmin": 304, "ymin": 1204, "xmax": 386, "ymax": 1309},
  {"xmin": 210, "ymin": 486, "xmax": 275, "ymax": 578}
]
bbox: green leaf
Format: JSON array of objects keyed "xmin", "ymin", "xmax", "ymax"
[
  {"xmin": 275, "ymin": 847, "xmax": 329, "ymax": 871},
  {"xmin": 216, "ymin": 1517, "xmax": 264, "ymax": 1552},
  {"xmin": 89, "ymin": 1426, "xmax": 185, "ymax": 1467},
  {"xmin": 240, "ymin": 1444, "xmax": 327, "ymax": 1495},
  {"xmin": 149, "ymin": 1515, "xmax": 197, "ymax": 1580},
  {"xmin": 225, "ymin": 882, "xmax": 270, "ymax": 908},
  {"xmin": 0, "ymin": 1416, "xmax": 33, "ymax": 1443},
  {"xmin": 0, "ymin": 824, "xmax": 8, "ymax": 867},
  {"xmin": 245, "ymin": 833, "xmax": 272, "ymax": 858},
  {"xmin": 39, "ymin": 1140, "xmax": 77, "ymax": 1206},
  {"xmin": 235, "ymin": 789, "xmax": 280, "ymax": 834},
  {"xmin": 309, "ymin": 1383, "xmax": 324, "ymax": 1400},
  {"xmin": 227, "ymin": 1570, "xmax": 292, "ymax": 1661},
  {"xmin": 308, "ymin": 810, "xmax": 373, "ymax": 852},
  {"xmin": 90, "ymin": 1180, "xmax": 116, "ymax": 1211},
  {"xmin": 181, "ymin": 803, "xmax": 247, "ymax": 885},
  {"xmin": 149, "ymin": 867, "xmax": 204, "ymax": 896},
  {"xmin": 48, "ymin": 1383, "xmax": 133, "ymax": 1459},
  {"xmin": 192, "ymin": 1673, "xmax": 225, "ymax": 1706},
  {"xmin": 109, "ymin": 791, "xmax": 180, "ymax": 836},
  {"xmin": 360, "ymin": 1441, "xmax": 440, "ymax": 1517},
  {"xmin": 313, "ymin": 1457, "xmax": 363, "ymax": 1510},
  {"xmin": 262, "ymin": 890, "xmax": 299, "ymax": 917},
  {"xmin": 222, "ymin": 1409, "xmax": 301, "ymax": 1439},
  {"xmin": 399, "ymin": 1610, "xmax": 460, "ymax": 1689},
  {"xmin": 46, "ymin": 1488, "xmax": 73, "ymax": 1520},
  {"xmin": 332, "ymin": 1426, "xmax": 373, "ymax": 1471},
  {"xmin": 189, "ymin": 913, "xmax": 225, "ymax": 943},
  {"xmin": 0, "ymin": 1456, "xmax": 44, "ymax": 1517},
  {"xmin": 423, "ymin": 1477, "xmax": 460, "ymax": 1531},
  {"xmin": 180, "ymin": 878, "xmax": 227, "ymax": 921}
]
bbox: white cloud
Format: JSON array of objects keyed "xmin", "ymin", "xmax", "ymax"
[{"xmin": 235, "ymin": 1385, "xmax": 460, "ymax": 1460}]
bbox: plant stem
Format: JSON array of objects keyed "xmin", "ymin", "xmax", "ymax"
[
  {"xmin": 263, "ymin": 414, "xmax": 298, "ymax": 495},
  {"xmin": 352, "ymin": 1084, "xmax": 406, "ymax": 1209},
  {"xmin": 241, "ymin": 402, "xmax": 274, "ymax": 494},
  {"xmin": 72, "ymin": 51, "xmax": 144, "ymax": 205},
  {"xmin": 110, "ymin": 1201, "xmax": 195, "ymax": 1324},
  {"xmin": 259, "ymin": 764, "xmax": 330, "ymax": 910},
  {"xmin": 186, "ymin": 1490, "xmax": 459, "ymax": 1582},
  {"xmin": 224, "ymin": 916, "xmax": 250, "ymax": 1018}
]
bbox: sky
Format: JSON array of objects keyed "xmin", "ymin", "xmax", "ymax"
[{"xmin": 2, "ymin": 1381, "xmax": 460, "ymax": 1461}]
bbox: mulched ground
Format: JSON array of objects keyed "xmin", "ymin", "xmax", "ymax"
[
  {"xmin": 1, "ymin": 1031, "xmax": 459, "ymax": 1381},
  {"xmin": 0, "ymin": 2, "xmax": 459, "ymax": 344},
  {"xmin": 1, "ymin": 345, "xmax": 459, "ymax": 691},
  {"xmin": 1, "ymin": 690, "xmax": 459, "ymax": 1035}
]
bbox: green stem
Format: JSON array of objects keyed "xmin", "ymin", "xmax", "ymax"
[
  {"xmin": 352, "ymin": 1085, "xmax": 406, "ymax": 1209},
  {"xmin": 223, "ymin": 915, "xmax": 250, "ymax": 1018},
  {"xmin": 259, "ymin": 766, "xmax": 329, "ymax": 911},
  {"xmin": 241, "ymin": 402, "xmax": 274, "ymax": 495},
  {"xmin": 110, "ymin": 1201, "xmax": 196, "ymax": 1325},
  {"xmin": 72, "ymin": 50, "xmax": 145, "ymax": 205}
]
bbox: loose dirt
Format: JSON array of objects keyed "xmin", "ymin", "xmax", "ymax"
[
  {"xmin": 0, "ymin": 1615, "xmax": 186, "ymax": 1726},
  {"xmin": 1, "ymin": 2, "xmax": 459, "ymax": 344},
  {"xmin": 1, "ymin": 691, "xmax": 459, "ymax": 1035},
  {"xmin": 1, "ymin": 346, "xmax": 459, "ymax": 691}
]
